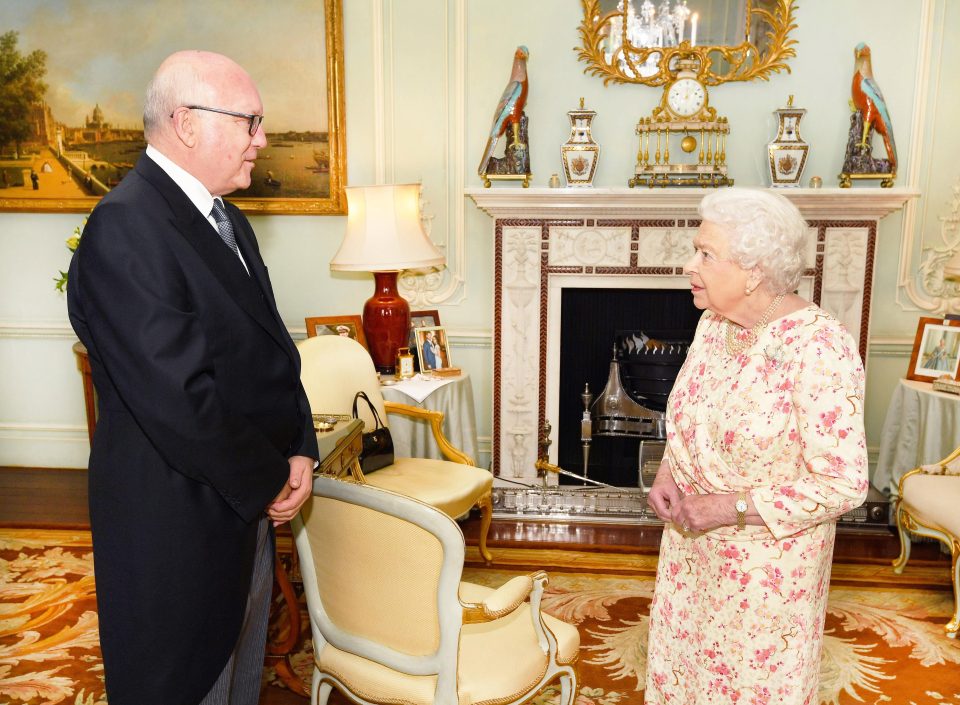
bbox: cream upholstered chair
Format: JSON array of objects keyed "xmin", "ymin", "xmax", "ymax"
[
  {"xmin": 292, "ymin": 475, "xmax": 579, "ymax": 705},
  {"xmin": 297, "ymin": 334, "xmax": 494, "ymax": 562},
  {"xmin": 893, "ymin": 445, "xmax": 960, "ymax": 638}
]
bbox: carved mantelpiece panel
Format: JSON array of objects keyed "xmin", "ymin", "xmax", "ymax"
[{"xmin": 469, "ymin": 188, "xmax": 917, "ymax": 483}]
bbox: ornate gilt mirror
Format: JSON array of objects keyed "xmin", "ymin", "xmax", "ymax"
[{"xmin": 578, "ymin": 0, "xmax": 797, "ymax": 86}]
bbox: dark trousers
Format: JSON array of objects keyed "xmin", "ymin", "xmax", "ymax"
[{"xmin": 199, "ymin": 516, "xmax": 273, "ymax": 705}]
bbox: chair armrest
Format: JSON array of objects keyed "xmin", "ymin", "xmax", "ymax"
[
  {"xmin": 935, "ymin": 445, "xmax": 960, "ymax": 475},
  {"xmin": 461, "ymin": 574, "xmax": 539, "ymax": 623},
  {"xmin": 898, "ymin": 450, "xmax": 960, "ymax": 498},
  {"xmin": 383, "ymin": 400, "xmax": 476, "ymax": 466},
  {"xmin": 901, "ymin": 446, "xmax": 960, "ymax": 499}
]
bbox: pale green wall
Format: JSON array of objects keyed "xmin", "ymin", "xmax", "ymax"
[{"xmin": 0, "ymin": 1, "xmax": 955, "ymax": 471}]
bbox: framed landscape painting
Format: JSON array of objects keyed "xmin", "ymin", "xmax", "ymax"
[{"xmin": 0, "ymin": 0, "xmax": 345, "ymax": 215}]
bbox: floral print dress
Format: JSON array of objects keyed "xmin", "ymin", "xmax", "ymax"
[{"xmin": 645, "ymin": 306, "xmax": 869, "ymax": 705}]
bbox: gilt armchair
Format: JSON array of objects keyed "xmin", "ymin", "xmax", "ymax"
[
  {"xmin": 292, "ymin": 475, "xmax": 579, "ymax": 705},
  {"xmin": 297, "ymin": 334, "xmax": 494, "ymax": 562},
  {"xmin": 893, "ymin": 444, "xmax": 960, "ymax": 638}
]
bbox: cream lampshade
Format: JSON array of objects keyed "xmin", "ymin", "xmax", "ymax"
[{"xmin": 330, "ymin": 184, "xmax": 444, "ymax": 373}]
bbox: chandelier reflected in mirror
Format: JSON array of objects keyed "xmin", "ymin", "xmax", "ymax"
[
  {"xmin": 579, "ymin": 0, "xmax": 798, "ymax": 87},
  {"xmin": 604, "ymin": 0, "xmax": 698, "ymax": 78}
]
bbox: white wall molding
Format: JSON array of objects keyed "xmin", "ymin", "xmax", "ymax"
[
  {"xmin": 0, "ymin": 423, "xmax": 89, "ymax": 469},
  {"xmin": 395, "ymin": 0, "xmax": 468, "ymax": 308},
  {"xmin": 0, "ymin": 321, "xmax": 75, "ymax": 339},
  {"xmin": 372, "ymin": 0, "xmax": 387, "ymax": 183},
  {"xmin": 896, "ymin": 0, "xmax": 956, "ymax": 313}
]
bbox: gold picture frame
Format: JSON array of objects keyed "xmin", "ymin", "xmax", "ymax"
[
  {"xmin": 0, "ymin": 0, "xmax": 346, "ymax": 215},
  {"xmin": 305, "ymin": 315, "xmax": 367, "ymax": 350},
  {"xmin": 413, "ymin": 325, "xmax": 452, "ymax": 371},
  {"xmin": 906, "ymin": 317, "xmax": 960, "ymax": 382}
]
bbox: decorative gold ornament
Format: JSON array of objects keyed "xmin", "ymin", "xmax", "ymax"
[
  {"xmin": 577, "ymin": 0, "xmax": 798, "ymax": 88},
  {"xmin": 629, "ymin": 57, "xmax": 732, "ymax": 188},
  {"xmin": 724, "ymin": 294, "xmax": 785, "ymax": 356}
]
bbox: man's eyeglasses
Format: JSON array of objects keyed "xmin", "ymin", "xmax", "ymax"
[{"xmin": 173, "ymin": 105, "xmax": 264, "ymax": 135}]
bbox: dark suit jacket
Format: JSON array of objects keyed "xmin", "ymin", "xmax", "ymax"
[{"xmin": 67, "ymin": 154, "xmax": 318, "ymax": 705}]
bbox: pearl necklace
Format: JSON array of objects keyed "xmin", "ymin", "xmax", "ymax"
[{"xmin": 724, "ymin": 293, "xmax": 785, "ymax": 356}]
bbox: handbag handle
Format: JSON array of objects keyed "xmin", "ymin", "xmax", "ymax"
[{"xmin": 352, "ymin": 391, "xmax": 385, "ymax": 430}]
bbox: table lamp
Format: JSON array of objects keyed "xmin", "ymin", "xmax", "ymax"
[{"xmin": 330, "ymin": 184, "xmax": 444, "ymax": 373}]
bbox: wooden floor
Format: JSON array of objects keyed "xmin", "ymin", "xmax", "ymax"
[{"xmin": 0, "ymin": 465, "xmax": 949, "ymax": 564}]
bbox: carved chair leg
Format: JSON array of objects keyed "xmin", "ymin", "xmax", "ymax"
[
  {"xmin": 558, "ymin": 671, "xmax": 578, "ymax": 705},
  {"xmin": 892, "ymin": 501, "xmax": 912, "ymax": 574},
  {"xmin": 317, "ymin": 678, "xmax": 332, "ymax": 705},
  {"xmin": 948, "ymin": 542, "xmax": 959, "ymax": 638},
  {"xmin": 477, "ymin": 490, "xmax": 494, "ymax": 564}
]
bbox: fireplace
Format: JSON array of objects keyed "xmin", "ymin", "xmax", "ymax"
[
  {"xmin": 467, "ymin": 187, "xmax": 914, "ymax": 523},
  {"xmin": 557, "ymin": 287, "xmax": 700, "ymax": 487}
]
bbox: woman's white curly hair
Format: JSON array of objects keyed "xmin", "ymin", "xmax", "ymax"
[{"xmin": 698, "ymin": 188, "xmax": 808, "ymax": 294}]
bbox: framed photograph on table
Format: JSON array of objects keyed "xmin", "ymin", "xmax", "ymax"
[
  {"xmin": 413, "ymin": 326, "xmax": 452, "ymax": 371},
  {"xmin": 410, "ymin": 309, "xmax": 440, "ymax": 331},
  {"xmin": 305, "ymin": 315, "xmax": 367, "ymax": 349},
  {"xmin": 907, "ymin": 317, "xmax": 960, "ymax": 381},
  {"xmin": 410, "ymin": 310, "xmax": 440, "ymax": 371}
]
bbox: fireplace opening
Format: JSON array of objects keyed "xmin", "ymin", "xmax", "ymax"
[{"xmin": 557, "ymin": 287, "xmax": 701, "ymax": 487}]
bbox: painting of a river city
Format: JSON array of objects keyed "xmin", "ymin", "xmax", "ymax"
[{"xmin": 0, "ymin": 0, "xmax": 345, "ymax": 214}]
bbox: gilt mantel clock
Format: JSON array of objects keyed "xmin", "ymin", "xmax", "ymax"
[{"xmin": 631, "ymin": 57, "xmax": 731, "ymax": 187}]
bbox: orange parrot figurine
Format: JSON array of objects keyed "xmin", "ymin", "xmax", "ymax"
[
  {"xmin": 851, "ymin": 42, "xmax": 897, "ymax": 171},
  {"xmin": 478, "ymin": 46, "xmax": 530, "ymax": 176}
]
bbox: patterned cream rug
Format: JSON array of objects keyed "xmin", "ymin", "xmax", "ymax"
[{"xmin": 2, "ymin": 530, "xmax": 958, "ymax": 705}]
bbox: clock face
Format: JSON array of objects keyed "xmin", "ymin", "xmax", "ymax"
[{"xmin": 667, "ymin": 77, "xmax": 706, "ymax": 117}]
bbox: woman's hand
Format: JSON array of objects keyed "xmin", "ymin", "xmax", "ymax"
[
  {"xmin": 671, "ymin": 493, "xmax": 738, "ymax": 533},
  {"xmin": 647, "ymin": 460, "xmax": 682, "ymax": 522}
]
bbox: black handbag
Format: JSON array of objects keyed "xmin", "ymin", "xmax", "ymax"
[{"xmin": 352, "ymin": 391, "xmax": 395, "ymax": 473}]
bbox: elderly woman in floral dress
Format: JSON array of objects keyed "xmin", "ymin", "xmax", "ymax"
[{"xmin": 645, "ymin": 188, "xmax": 868, "ymax": 705}]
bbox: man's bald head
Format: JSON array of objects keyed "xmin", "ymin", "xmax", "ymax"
[
  {"xmin": 141, "ymin": 50, "xmax": 266, "ymax": 196},
  {"xmin": 142, "ymin": 51, "xmax": 252, "ymax": 141}
]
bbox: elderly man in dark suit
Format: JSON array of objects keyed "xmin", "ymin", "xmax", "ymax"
[{"xmin": 67, "ymin": 50, "xmax": 318, "ymax": 705}]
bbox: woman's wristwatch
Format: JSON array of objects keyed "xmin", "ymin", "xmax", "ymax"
[{"xmin": 735, "ymin": 492, "xmax": 748, "ymax": 531}]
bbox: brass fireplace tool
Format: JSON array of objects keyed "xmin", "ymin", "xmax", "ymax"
[{"xmin": 535, "ymin": 420, "xmax": 614, "ymax": 488}]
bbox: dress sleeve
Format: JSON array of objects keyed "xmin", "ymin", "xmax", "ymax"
[{"xmin": 751, "ymin": 320, "xmax": 869, "ymax": 539}]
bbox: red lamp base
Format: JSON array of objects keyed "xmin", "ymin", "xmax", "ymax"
[{"xmin": 362, "ymin": 271, "xmax": 411, "ymax": 374}]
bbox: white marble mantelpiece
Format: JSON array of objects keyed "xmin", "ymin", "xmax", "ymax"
[
  {"xmin": 467, "ymin": 187, "xmax": 918, "ymax": 484},
  {"xmin": 467, "ymin": 186, "xmax": 918, "ymax": 220}
]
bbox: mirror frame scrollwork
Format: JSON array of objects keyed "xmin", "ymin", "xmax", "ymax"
[{"xmin": 577, "ymin": 0, "xmax": 798, "ymax": 87}]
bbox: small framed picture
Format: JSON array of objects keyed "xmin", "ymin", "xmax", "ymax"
[
  {"xmin": 907, "ymin": 317, "xmax": 960, "ymax": 381},
  {"xmin": 410, "ymin": 309, "xmax": 440, "ymax": 331},
  {"xmin": 413, "ymin": 326, "xmax": 452, "ymax": 371},
  {"xmin": 409, "ymin": 310, "xmax": 441, "ymax": 371},
  {"xmin": 305, "ymin": 315, "xmax": 367, "ymax": 349}
]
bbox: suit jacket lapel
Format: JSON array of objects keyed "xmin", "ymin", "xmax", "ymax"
[
  {"xmin": 227, "ymin": 206, "xmax": 300, "ymax": 364},
  {"xmin": 134, "ymin": 155, "xmax": 292, "ymax": 356}
]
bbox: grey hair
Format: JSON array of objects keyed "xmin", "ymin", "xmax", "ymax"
[
  {"xmin": 698, "ymin": 188, "xmax": 808, "ymax": 294},
  {"xmin": 142, "ymin": 58, "xmax": 215, "ymax": 140}
]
